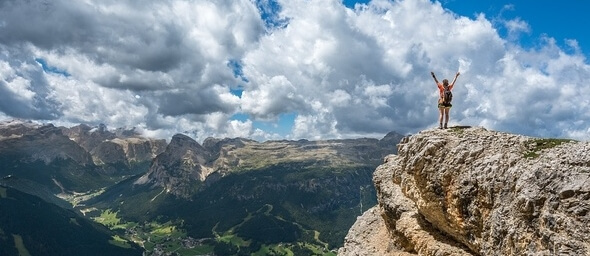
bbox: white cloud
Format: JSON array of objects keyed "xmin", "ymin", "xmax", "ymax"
[
  {"xmin": 1, "ymin": 0, "xmax": 589, "ymax": 141},
  {"xmin": 1, "ymin": 60, "xmax": 35, "ymax": 100},
  {"xmin": 504, "ymin": 17, "xmax": 531, "ymax": 40},
  {"xmin": 292, "ymin": 102, "xmax": 339, "ymax": 140},
  {"xmin": 241, "ymin": 75, "xmax": 305, "ymax": 119}
]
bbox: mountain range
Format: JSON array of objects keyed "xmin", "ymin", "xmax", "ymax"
[{"xmin": 0, "ymin": 119, "xmax": 403, "ymax": 255}]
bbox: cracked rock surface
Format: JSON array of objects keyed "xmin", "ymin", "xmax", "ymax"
[{"xmin": 340, "ymin": 127, "xmax": 590, "ymax": 256}]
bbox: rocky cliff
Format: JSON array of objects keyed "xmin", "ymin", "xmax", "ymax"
[
  {"xmin": 134, "ymin": 133, "xmax": 215, "ymax": 197},
  {"xmin": 339, "ymin": 127, "xmax": 590, "ymax": 256},
  {"xmin": 0, "ymin": 120, "xmax": 168, "ymax": 198},
  {"xmin": 0, "ymin": 121, "xmax": 93, "ymax": 166},
  {"xmin": 61, "ymin": 124, "xmax": 167, "ymax": 172},
  {"xmin": 0, "ymin": 121, "xmax": 120, "ymax": 195},
  {"xmin": 135, "ymin": 132, "xmax": 403, "ymax": 199}
]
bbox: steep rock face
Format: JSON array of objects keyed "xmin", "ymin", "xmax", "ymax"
[
  {"xmin": 62, "ymin": 124, "xmax": 166, "ymax": 172},
  {"xmin": 135, "ymin": 132, "xmax": 403, "ymax": 200},
  {"xmin": 110, "ymin": 137, "xmax": 167, "ymax": 163},
  {"xmin": 135, "ymin": 134, "xmax": 214, "ymax": 198},
  {"xmin": 0, "ymin": 121, "xmax": 93, "ymax": 166},
  {"xmin": 61, "ymin": 124, "xmax": 115, "ymax": 152},
  {"xmin": 90, "ymin": 138, "xmax": 167, "ymax": 172},
  {"xmin": 340, "ymin": 127, "xmax": 590, "ymax": 255},
  {"xmin": 0, "ymin": 121, "xmax": 111, "ymax": 194},
  {"xmin": 90, "ymin": 141, "xmax": 129, "ymax": 174}
]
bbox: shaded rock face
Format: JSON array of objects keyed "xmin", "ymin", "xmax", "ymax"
[
  {"xmin": 136, "ymin": 134, "xmax": 214, "ymax": 198},
  {"xmin": 61, "ymin": 124, "xmax": 116, "ymax": 152},
  {"xmin": 62, "ymin": 124, "xmax": 166, "ymax": 173},
  {"xmin": 1, "ymin": 121, "xmax": 166, "ymax": 173},
  {"xmin": 0, "ymin": 122, "xmax": 93, "ymax": 166},
  {"xmin": 136, "ymin": 132, "xmax": 403, "ymax": 199},
  {"xmin": 109, "ymin": 138, "xmax": 167, "ymax": 163},
  {"xmin": 0, "ymin": 121, "xmax": 102, "ymax": 194},
  {"xmin": 90, "ymin": 141, "xmax": 128, "ymax": 174},
  {"xmin": 340, "ymin": 127, "xmax": 590, "ymax": 256}
]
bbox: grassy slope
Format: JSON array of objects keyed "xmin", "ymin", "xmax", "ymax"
[
  {"xmin": 85, "ymin": 163, "xmax": 377, "ymax": 254},
  {"xmin": 0, "ymin": 185, "xmax": 143, "ymax": 256}
]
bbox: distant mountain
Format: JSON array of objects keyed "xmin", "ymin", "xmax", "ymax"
[
  {"xmin": 60, "ymin": 123, "xmax": 167, "ymax": 175},
  {"xmin": 0, "ymin": 185, "xmax": 143, "ymax": 256},
  {"xmin": 0, "ymin": 119, "xmax": 405, "ymax": 255},
  {"xmin": 0, "ymin": 120, "xmax": 166, "ymax": 196},
  {"xmin": 0, "ymin": 121, "xmax": 93, "ymax": 166},
  {"xmin": 132, "ymin": 130, "xmax": 401, "ymax": 199},
  {"xmin": 0, "ymin": 121, "xmax": 108, "ymax": 195},
  {"xmin": 83, "ymin": 130, "xmax": 404, "ymax": 253},
  {"xmin": 134, "ymin": 133, "xmax": 216, "ymax": 198}
]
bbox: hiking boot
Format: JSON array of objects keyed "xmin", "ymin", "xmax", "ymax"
[
  {"xmin": 439, "ymin": 124, "xmax": 443, "ymax": 129},
  {"xmin": 444, "ymin": 123, "xmax": 448, "ymax": 129}
]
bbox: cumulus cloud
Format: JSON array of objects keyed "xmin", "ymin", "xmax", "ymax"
[
  {"xmin": 0, "ymin": 0, "xmax": 261, "ymax": 140},
  {"xmin": 1, "ymin": 0, "xmax": 589, "ymax": 142},
  {"xmin": 0, "ymin": 51, "xmax": 61, "ymax": 120}
]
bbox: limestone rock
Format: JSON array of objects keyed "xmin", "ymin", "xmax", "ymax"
[
  {"xmin": 60, "ymin": 124, "xmax": 115, "ymax": 152},
  {"xmin": 136, "ymin": 132, "xmax": 402, "ymax": 199},
  {"xmin": 340, "ymin": 127, "xmax": 590, "ymax": 256},
  {"xmin": 338, "ymin": 206, "xmax": 409, "ymax": 256},
  {"xmin": 0, "ymin": 121, "xmax": 93, "ymax": 166},
  {"xmin": 61, "ymin": 124, "xmax": 166, "ymax": 169},
  {"xmin": 106, "ymin": 137, "xmax": 167, "ymax": 164},
  {"xmin": 135, "ymin": 134, "xmax": 215, "ymax": 198}
]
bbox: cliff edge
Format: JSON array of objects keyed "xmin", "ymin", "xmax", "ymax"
[{"xmin": 339, "ymin": 127, "xmax": 590, "ymax": 255}]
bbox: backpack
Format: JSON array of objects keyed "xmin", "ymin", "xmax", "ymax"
[{"xmin": 442, "ymin": 86, "xmax": 452, "ymax": 104}]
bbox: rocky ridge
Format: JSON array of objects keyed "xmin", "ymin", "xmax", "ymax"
[
  {"xmin": 135, "ymin": 134, "xmax": 216, "ymax": 197},
  {"xmin": 0, "ymin": 120, "xmax": 167, "ymax": 175},
  {"xmin": 136, "ymin": 131, "xmax": 403, "ymax": 199},
  {"xmin": 60, "ymin": 124, "xmax": 167, "ymax": 172},
  {"xmin": 1, "ymin": 119, "xmax": 403, "ymax": 200},
  {"xmin": 0, "ymin": 120, "xmax": 93, "ymax": 166},
  {"xmin": 0, "ymin": 120, "xmax": 168, "ymax": 197},
  {"xmin": 339, "ymin": 127, "xmax": 590, "ymax": 256}
]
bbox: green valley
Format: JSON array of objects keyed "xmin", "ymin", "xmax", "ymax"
[
  {"xmin": 0, "ymin": 121, "xmax": 402, "ymax": 255},
  {"xmin": 84, "ymin": 163, "xmax": 378, "ymax": 254}
]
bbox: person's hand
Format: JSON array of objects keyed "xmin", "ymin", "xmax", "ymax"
[
  {"xmin": 431, "ymin": 71, "xmax": 435, "ymax": 77},
  {"xmin": 456, "ymin": 72, "xmax": 460, "ymax": 77}
]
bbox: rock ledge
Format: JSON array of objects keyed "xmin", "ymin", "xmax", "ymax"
[{"xmin": 340, "ymin": 127, "xmax": 590, "ymax": 256}]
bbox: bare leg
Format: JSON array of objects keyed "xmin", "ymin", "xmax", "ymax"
[
  {"xmin": 444, "ymin": 108, "xmax": 450, "ymax": 128},
  {"xmin": 438, "ymin": 108, "xmax": 444, "ymax": 128}
]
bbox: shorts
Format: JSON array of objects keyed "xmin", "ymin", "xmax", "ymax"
[{"xmin": 438, "ymin": 102, "xmax": 452, "ymax": 109}]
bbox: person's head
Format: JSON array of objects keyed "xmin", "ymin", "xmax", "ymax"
[{"xmin": 442, "ymin": 79, "xmax": 449, "ymax": 87}]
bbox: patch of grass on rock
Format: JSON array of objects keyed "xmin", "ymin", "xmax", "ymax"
[{"xmin": 524, "ymin": 138, "xmax": 575, "ymax": 159}]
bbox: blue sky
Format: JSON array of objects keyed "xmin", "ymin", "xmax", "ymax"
[
  {"xmin": 441, "ymin": 0, "xmax": 589, "ymax": 55},
  {"xmin": 1, "ymin": 0, "xmax": 590, "ymax": 142},
  {"xmin": 344, "ymin": 0, "xmax": 590, "ymax": 55}
]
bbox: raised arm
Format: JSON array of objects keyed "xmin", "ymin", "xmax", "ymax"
[
  {"xmin": 431, "ymin": 71, "xmax": 439, "ymax": 85},
  {"xmin": 450, "ymin": 72, "xmax": 460, "ymax": 87}
]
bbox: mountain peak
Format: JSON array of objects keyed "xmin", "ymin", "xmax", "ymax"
[
  {"xmin": 135, "ymin": 133, "xmax": 214, "ymax": 198},
  {"xmin": 340, "ymin": 126, "xmax": 589, "ymax": 255},
  {"xmin": 166, "ymin": 134, "xmax": 210, "ymax": 161},
  {"xmin": 0, "ymin": 122, "xmax": 93, "ymax": 166},
  {"xmin": 171, "ymin": 133, "xmax": 193, "ymax": 141},
  {"xmin": 136, "ymin": 131, "xmax": 404, "ymax": 199}
]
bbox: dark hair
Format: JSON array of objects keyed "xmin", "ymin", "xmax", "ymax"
[{"xmin": 442, "ymin": 79, "xmax": 449, "ymax": 87}]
